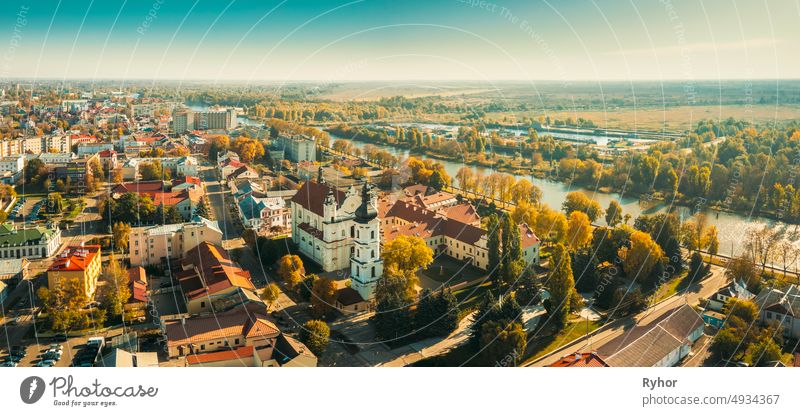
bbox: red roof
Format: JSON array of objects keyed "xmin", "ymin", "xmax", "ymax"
[
  {"xmin": 48, "ymin": 245, "xmax": 101, "ymax": 272},
  {"xmin": 548, "ymin": 352, "xmax": 609, "ymax": 367},
  {"xmin": 178, "ymin": 242, "xmax": 255, "ymax": 301},
  {"xmin": 291, "ymin": 180, "xmax": 347, "ymax": 217},
  {"xmin": 98, "ymin": 149, "xmax": 117, "ymax": 157},
  {"xmin": 175, "ymin": 176, "xmax": 201, "ymax": 186},
  {"xmin": 519, "ymin": 223, "xmax": 541, "ymax": 249},
  {"xmin": 128, "ymin": 266, "xmax": 148, "ymax": 303},
  {"xmin": 186, "ymin": 346, "xmax": 254, "ymax": 365}
]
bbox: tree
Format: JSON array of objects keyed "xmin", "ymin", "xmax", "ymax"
[
  {"xmin": 479, "ymin": 320, "xmax": 527, "ymax": 366},
  {"xmin": 415, "ymin": 288, "xmax": 459, "ymax": 337},
  {"xmin": 300, "ymin": 320, "xmax": 330, "ymax": 357},
  {"xmin": 112, "ymin": 222, "xmax": 131, "ymax": 253},
  {"xmin": 374, "ymin": 292, "xmax": 412, "ymax": 341},
  {"xmin": 566, "ymin": 211, "xmax": 593, "ymax": 252},
  {"xmin": 703, "ymin": 225, "xmax": 719, "ymax": 263},
  {"xmin": 99, "ymin": 255, "xmax": 131, "ymax": 319},
  {"xmin": 725, "ymin": 254, "xmax": 760, "ymax": 292},
  {"xmin": 498, "ymin": 214, "xmax": 524, "ymax": 289},
  {"xmin": 139, "ymin": 160, "xmax": 166, "ymax": 181},
  {"xmin": 688, "ymin": 252, "xmax": 710, "ymax": 280},
  {"xmin": 605, "ymin": 200, "xmax": 622, "ymax": 227},
  {"xmin": 310, "ymin": 276, "xmax": 337, "ymax": 318},
  {"xmin": 38, "ymin": 279, "xmax": 98, "ymax": 332},
  {"xmin": 562, "ymin": 192, "xmax": 602, "ymax": 222},
  {"xmin": 277, "ymin": 254, "xmax": 304, "ymax": 289},
  {"xmin": 534, "ymin": 205, "xmax": 568, "ymax": 246},
  {"xmin": 382, "ymin": 235, "xmax": 433, "ymax": 274},
  {"xmin": 546, "ymin": 243, "xmax": 577, "ymax": 327},
  {"xmin": 429, "ymin": 169, "xmax": 446, "ymax": 191},
  {"xmin": 261, "ymin": 283, "xmax": 281, "ymax": 311},
  {"xmin": 746, "ymin": 336, "xmax": 784, "ymax": 367},
  {"xmin": 745, "ymin": 226, "xmax": 780, "ymax": 273},
  {"xmin": 618, "ymin": 230, "xmax": 665, "ymax": 288}
]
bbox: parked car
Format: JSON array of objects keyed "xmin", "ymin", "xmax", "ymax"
[
  {"xmin": 2, "ymin": 360, "xmax": 18, "ymax": 367},
  {"xmin": 51, "ymin": 334, "xmax": 68, "ymax": 342},
  {"xmin": 35, "ymin": 360, "xmax": 55, "ymax": 367},
  {"xmin": 10, "ymin": 346, "xmax": 26, "ymax": 357}
]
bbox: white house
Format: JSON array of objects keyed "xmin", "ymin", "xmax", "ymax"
[
  {"xmin": 129, "ymin": 216, "xmax": 223, "ymax": 267},
  {"xmin": 754, "ymin": 284, "xmax": 800, "ymax": 339}
]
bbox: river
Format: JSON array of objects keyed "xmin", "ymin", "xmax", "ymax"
[{"xmin": 334, "ymin": 134, "xmax": 800, "ymax": 260}]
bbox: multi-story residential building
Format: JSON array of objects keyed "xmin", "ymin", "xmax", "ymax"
[
  {"xmin": 192, "ymin": 108, "xmax": 237, "ymax": 130},
  {"xmin": 129, "ymin": 216, "xmax": 223, "ymax": 267},
  {"xmin": 0, "ymin": 155, "xmax": 24, "ymax": 184},
  {"xmin": 76, "ymin": 142, "xmax": 115, "ymax": 156},
  {"xmin": 47, "ymin": 244, "xmax": 102, "ymax": 299},
  {"xmin": 0, "ymin": 223, "xmax": 62, "ymax": 259},
  {"xmin": 290, "ymin": 176, "xmax": 383, "ymax": 301},
  {"xmin": 60, "ymin": 99, "xmax": 89, "ymax": 112},
  {"xmin": 172, "ymin": 110, "xmax": 194, "ymax": 133},
  {"xmin": 30, "ymin": 152, "xmax": 78, "ymax": 165},
  {"xmin": 275, "ymin": 134, "xmax": 316, "ymax": 162}
]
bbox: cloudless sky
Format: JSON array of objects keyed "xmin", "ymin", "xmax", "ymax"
[{"xmin": 0, "ymin": 0, "xmax": 797, "ymax": 81}]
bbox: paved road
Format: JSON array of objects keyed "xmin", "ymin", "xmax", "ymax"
[
  {"xmin": 201, "ymin": 167, "xmax": 239, "ymax": 240},
  {"xmin": 526, "ymin": 264, "xmax": 729, "ymax": 366}
]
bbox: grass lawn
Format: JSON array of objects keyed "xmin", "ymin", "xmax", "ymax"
[
  {"xmin": 452, "ymin": 280, "xmax": 493, "ymax": 316},
  {"xmin": 420, "ymin": 256, "xmax": 484, "ymax": 284},
  {"xmin": 524, "ymin": 319, "xmax": 602, "ymax": 363},
  {"xmin": 651, "ymin": 271, "xmax": 690, "ymax": 304}
]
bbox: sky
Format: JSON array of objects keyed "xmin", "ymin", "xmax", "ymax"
[{"xmin": 0, "ymin": 0, "xmax": 797, "ymax": 81}]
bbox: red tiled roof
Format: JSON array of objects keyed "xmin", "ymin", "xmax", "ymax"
[
  {"xmin": 291, "ymin": 180, "xmax": 347, "ymax": 217},
  {"xmin": 178, "ymin": 242, "xmax": 255, "ymax": 301},
  {"xmin": 113, "ymin": 181, "xmax": 165, "ymax": 193},
  {"xmin": 98, "ymin": 149, "xmax": 116, "ymax": 157},
  {"xmin": 548, "ymin": 352, "xmax": 609, "ymax": 367},
  {"xmin": 174, "ymin": 176, "xmax": 201, "ymax": 187},
  {"xmin": 519, "ymin": 223, "xmax": 541, "ymax": 249},
  {"xmin": 128, "ymin": 266, "xmax": 148, "ymax": 303},
  {"xmin": 441, "ymin": 203, "xmax": 480, "ymax": 224},
  {"xmin": 186, "ymin": 346, "xmax": 254, "ymax": 365},
  {"xmin": 165, "ymin": 307, "xmax": 279, "ymax": 348},
  {"xmin": 48, "ymin": 245, "xmax": 101, "ymax": 272},
  {"xmin": 382, "ymin": 200, "xmax": 485, "ymax": 245}
]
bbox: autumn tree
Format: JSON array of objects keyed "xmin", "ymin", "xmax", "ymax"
[
  {"xmin": 605, "ymin": 200, "xmax": 622, "ymax": 227},
  {"xmin": 112, "ymin": 222, "xmax": 131, "ymax": 253},
  {"xmin": 99, "ymin": 255, "xmax": 131, "ymax": 319},
  {"xmin": 618, "ymin": 230, "xmax": 665, "ymax": 288},
  {"xmin": 310, "ymin": 276, "xmax": 338, "ymax": 318},
  {"xmin": 300, "ymin": 320, "xmax": 330, "ymax": 356},
  {"xmin": 566, "ymin": 211, "xmax": 593, "ymax": 252},
  {"xmin": 382, "ymin": 235, "xmax": 433, "ymax": 274},
  {"xmin": 261, "ymin": 283, "xmax": 281, "ymax": 311},
  {"xmin": 562, "ymin": 192, "xmax": 602, "ymax": 222},
  {"xmin": 277, "ymin": 254, "xmax": 304, "ymax": 289}
]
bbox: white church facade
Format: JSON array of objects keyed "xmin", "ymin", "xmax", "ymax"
[{"xmin": 290, "ymin": 172, "xmax": 383, "ymax": 301}]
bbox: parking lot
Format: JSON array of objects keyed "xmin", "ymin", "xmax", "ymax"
[{"xmin": 1, "ymin": 333, "xmax": 106, "ymax": 368}]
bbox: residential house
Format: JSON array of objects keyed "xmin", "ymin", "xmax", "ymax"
[
  {"xmin": 237, "ymin": 195, "xmax": 290, "ymax": 232},
  {"xmin": 47, "ymin": 245, "xmax": 102, "ymax": 300},
  {"xmin": 707, "ymin": 280, "xmax": 754, "ymax": 312},
  {"xmin": 599, "ymin": 304, "xmax": 705, "ymax": 367},
  {"xmin": 754, "ymin": 284, "xmax": 800, "ymax": 339},
  {"xmin": 129, "ymin": 216, "xmax": 222, "ymax": 267},
  {"xmin": 175, "ymin": 242, "xmax": 259, "ymax": 315}
]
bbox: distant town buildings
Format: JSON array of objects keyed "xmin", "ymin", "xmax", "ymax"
[{"xmin": 274, "ymin": 134, "xmax": 316, "ymax": 163}]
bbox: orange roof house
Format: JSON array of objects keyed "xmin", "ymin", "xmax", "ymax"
[{"xmin": 47, "ymin": 245, "xmax": 102, "ymax": 300}]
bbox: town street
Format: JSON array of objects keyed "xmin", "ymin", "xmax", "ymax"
[{"xmin": 525, "ymin": 264, "xmax": 729, "ymax": 367}]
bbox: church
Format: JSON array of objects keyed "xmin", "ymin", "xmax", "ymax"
[{"xmin": 290, "ymin": 171, "xmax": 383, "ymax": 302}]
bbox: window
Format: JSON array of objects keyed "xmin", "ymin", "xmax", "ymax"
[
  {"xmin": 371, "ymin": 267, "xmax": 375, "ymax": 277},
  {"xmin": 371, "ymin": 230, "xmax": 375, "ymax": 239},
  {"xmin": 200, "ymin": 302, "xmax": 206, "ymax": 308}
]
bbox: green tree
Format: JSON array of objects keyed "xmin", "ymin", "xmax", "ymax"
[
  {"xmin": 546, "ymin": 243, "xmax": 578, "ymax": 327},
  {"xmin": 374, "ymin": 293, "xmax": 412, "ymax": 341},
  {"xmin": 415, "ymin": 288, "xmax": 459, "ymax": 337},
  {"xmin": 300, "ymin": 320, "xmax": 330, "ymax": 357},
  {"xmin": 479, "ymin": 320, "xmax": 527, "ymax": 366}
]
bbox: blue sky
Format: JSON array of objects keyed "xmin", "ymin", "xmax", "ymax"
[{"xmin": 0, "ymin": 0, "xmax": 797, "ymax": 81}]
